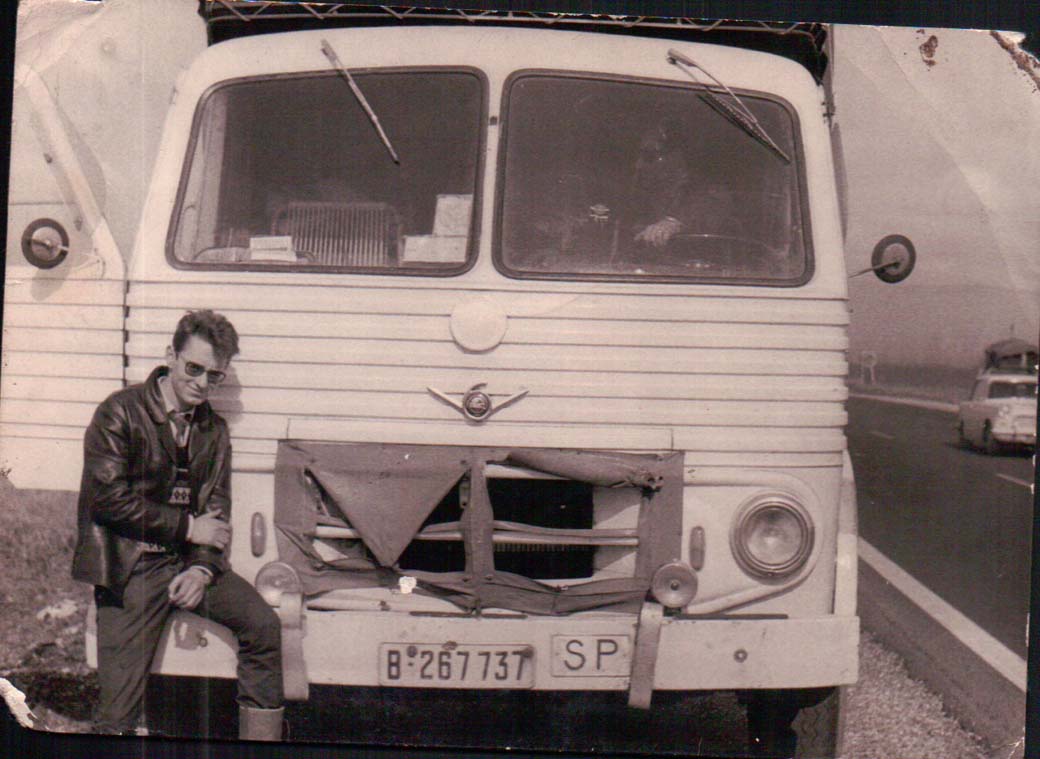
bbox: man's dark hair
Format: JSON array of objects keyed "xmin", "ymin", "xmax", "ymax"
[{"xmin": 172, "ymin": 310, "xmax": 240, "ymax": 364}]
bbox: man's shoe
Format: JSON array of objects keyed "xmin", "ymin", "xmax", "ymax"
[{"xmin": 238, "ymin": 705, "xmax": 284, "ymax": 741}]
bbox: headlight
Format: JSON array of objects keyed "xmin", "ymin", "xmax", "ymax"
[
  {"xmin": 254, "ymin": 561, "xmax": 302, "ymax": 606},
  {"xmin": 731, "ymin": 496, "xmax": 814, "ymax": 580}
]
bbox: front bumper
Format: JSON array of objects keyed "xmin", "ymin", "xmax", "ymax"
[
  {"xmin": 135, "ymin": 607, "xmax": 859, "ymax": 692},
  {"xmin": 994, "ymin": 416, "xmax": 1037, "ymax": 445},
  {"xmin": 993, "ymin": 430, "xmax": 1036, "ymax": 445}
]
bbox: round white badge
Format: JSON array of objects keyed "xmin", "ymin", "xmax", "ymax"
[{"xmin": 449, "ymin": 300, "xmax": 508, "ymax": 352}]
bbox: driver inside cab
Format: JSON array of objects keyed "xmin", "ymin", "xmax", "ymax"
[{"xmin": 629, "ymin": 119, "xmax": 734, "ymax": 249}]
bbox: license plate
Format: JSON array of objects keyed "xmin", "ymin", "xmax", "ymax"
[
  {"xmin": 379, "ymin": 643, "xmax": 535, "ymax": 687},
  {"xmin": 551, "ymin": 635, "xmax": 631, "ymax": 677}
]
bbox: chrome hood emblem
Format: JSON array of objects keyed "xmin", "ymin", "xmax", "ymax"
[{"xmin": 427, "ymin": 383, "xmax": 529, "ymax": 423}]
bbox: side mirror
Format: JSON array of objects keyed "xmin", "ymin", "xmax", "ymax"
[
  {"xmin": 21, "ymin": 218, "xmax": 70, "ymax": 269},
  {"xmin": 850, "ymin": 234, "xmax": 916, "ymax": 283}
]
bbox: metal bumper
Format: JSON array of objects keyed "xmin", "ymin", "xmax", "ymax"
[
  {"xmin": 994, "ymin": 418, "xmax": 1036, "ymax": 445},
  {"xmin": 994, "ymin": 431, "xmax": 1036, "ymax": 445},
  {"xmin": 138, "ymin": 606, "xmax": 859, "ymax": 694}
]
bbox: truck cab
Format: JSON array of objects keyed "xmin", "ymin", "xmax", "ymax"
[{"xmin": 6, "ymin": 8, "xmax": 864, "ymax": 754}]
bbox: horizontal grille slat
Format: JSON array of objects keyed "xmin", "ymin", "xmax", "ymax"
[
  {"xmin": 124, "ymin": 287, "xmax": 849, "ymax": 463},
  {"xmin": 127, "ymin": 282, "xmax": 851, "ymax": 325}
]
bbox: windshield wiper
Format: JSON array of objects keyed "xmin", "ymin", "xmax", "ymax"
[
  {"xmin": 320, "ymin": 38, "xmax": 400, "ymax": 164},
  {"xmin": 667, "ymin": 49, "xmax": 790, "ymax": 164}
]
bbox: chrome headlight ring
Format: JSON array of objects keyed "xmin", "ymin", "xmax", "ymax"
[{"xmin": 730, "ymin": 494, "xmax": 815, "ymax": 581}]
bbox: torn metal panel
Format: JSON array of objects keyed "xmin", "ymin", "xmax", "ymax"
[
  {"xmin": 274, "ymin": 442, "xmax": 684, "ymax": 614},
  {"xmin": 275, "ymin": 441, "xmax": 469, "ymax": 567},
  {"xmin": 504, "ymin": 449, "xmax": 671, "ymax": 490},
  {"xmin": 463, "ymin": 460, "xmax": 495, "ymax": 578},
  {"xmin": 406, "ymin": 570, "xmax": 651, "ymax": 616}
]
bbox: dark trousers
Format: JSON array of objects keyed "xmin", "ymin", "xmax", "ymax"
[{"xmin": 94, "ymin": 553, "xmax": 282, "ymax": 733}]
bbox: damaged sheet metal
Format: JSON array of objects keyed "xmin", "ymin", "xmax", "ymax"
[
  {"xmin": 504, "ymin": 449, "xmax": 669, "ymax": 489},
  {"xmin": 274, "ymin": 442, "xmax": 684, "ymax": 614},
  {"xmin": 404, "ymin": 570, "xmax": 652, "ymax": 615}
]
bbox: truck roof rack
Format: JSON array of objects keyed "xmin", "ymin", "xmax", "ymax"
[{"xmin": 199, "ymin": 2, "xmax": 829, "ymax": 83}]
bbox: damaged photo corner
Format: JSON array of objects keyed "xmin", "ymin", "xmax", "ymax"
[{"xmin": 1, "ymin": 1, "xmax": 1038, "ymax": 758}]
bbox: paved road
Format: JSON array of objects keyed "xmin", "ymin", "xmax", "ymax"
[{"xmin": 847, "ymin": 396, "xmax": 1035, "ymax": 657}]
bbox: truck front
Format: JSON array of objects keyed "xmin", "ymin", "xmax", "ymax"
[{"xmin": 122, "ymin": 21, "xmax": 856, "ymax": 750}]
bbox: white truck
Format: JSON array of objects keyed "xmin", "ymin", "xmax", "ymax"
[{"xmin": 4, "ymin": 2, "xmax": 914, "ymax": 754}]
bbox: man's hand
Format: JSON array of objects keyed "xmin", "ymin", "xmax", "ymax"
[
  {"xmin": 189, "ymin": 511, "xmax": 231, "ymax": 550},
  {"xmin": 168, "ymin": 567, "xmax": 211, "ymax": 610},
  {"xmin": 635, "ymin": 217, "xmax": 682, "ymax": 248}
]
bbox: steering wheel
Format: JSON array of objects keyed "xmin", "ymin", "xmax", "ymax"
[
  {"xmin": 666, "ymin": 232, "xmax": 784, "ymax": 273},
  {"xmin": 671, "ymin": 233, "xmax": 777, "ymax": 257}
]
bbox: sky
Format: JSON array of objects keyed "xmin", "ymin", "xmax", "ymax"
[{"xmin": 834, "ymin": 25, "xmax": 1040, "ymax": 370}]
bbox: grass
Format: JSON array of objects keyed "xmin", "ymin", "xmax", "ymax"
[{"xmin": 0, "ymin": 475, "xmax": 94, "ymax": 731}]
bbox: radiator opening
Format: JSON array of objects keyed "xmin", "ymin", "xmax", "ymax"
[
  {"xmin": 488, "ymin": 478, "xmax": 595, "ymax": 580},
  {"xmin": 397, "ymin": 482, "xmax": 466, "ymax": 574},
  {"xmin": 395, "ymin": 478, "xmax": 597, "ymax": 579}
]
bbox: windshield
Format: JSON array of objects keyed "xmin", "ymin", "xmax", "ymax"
[
  {"xmin": 989, "ymin": 381, "xmax": 1038, "ymax": 399},
  {"xmin": 497, "ymin": 74, "xmax": 809, "ymax": 284},
  {"xmin": 170, "ymin": 71, "xmax": 483, "ymax": 273}
]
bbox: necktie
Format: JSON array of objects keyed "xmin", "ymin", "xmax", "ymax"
[{"xmin": 169, "ymin": 411, "xmax": 191, "ymax": 446}]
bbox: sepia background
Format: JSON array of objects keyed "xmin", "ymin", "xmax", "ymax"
[
  {"xmin": 1, "ymin": 2, "xmax": 1037, "ymax": 758},
  {"xmin": 836, "ymin": 24, "xmax": 1039, "ymax": 393}
]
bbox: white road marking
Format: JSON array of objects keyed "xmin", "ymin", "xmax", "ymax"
[
  {"xmin": 995, "ymin": 473, "xmax": 1033, "ymax": 490},
  {"xmin": 858, "ymin": 538, "xmax": 1027, "ymax": 692},
  {"xmin": 868, "ymin": 430, "xmax": 895, "ymax": 440}
]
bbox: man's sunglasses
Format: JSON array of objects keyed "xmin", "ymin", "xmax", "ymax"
[{"xmin": 180, "ymin": 356, "xmax": 227, "ymax": 385}]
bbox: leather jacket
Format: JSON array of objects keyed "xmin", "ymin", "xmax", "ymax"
[{"xmin": 71, "ymin": 366, "xmax": 232, "ymax": 596}]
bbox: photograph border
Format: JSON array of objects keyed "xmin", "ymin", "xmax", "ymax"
[{"xmin": 1, "ymin": 2, "xmax": 1037, "ymax": 758}]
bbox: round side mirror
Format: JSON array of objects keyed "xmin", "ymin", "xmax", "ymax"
[
  {"xmin": 870, "ymin": 234, "xmax": 916, "ymax": 283},
  {"xmin": 21, "ymin": 218, "xmax": 70, "ymax": 269}
]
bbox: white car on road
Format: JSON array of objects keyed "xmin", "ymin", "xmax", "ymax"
[{"xmin": 958, "ymin": 372, "xmax": 1037, "ymax": 453}]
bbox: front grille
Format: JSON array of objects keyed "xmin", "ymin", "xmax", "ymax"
[
  {"xmin": 396, "ymin": 477, "xmax": 603, "ymax": 580},
  {"xmin": 282, "ymin": 444, "xmax": 672, "ymax": 612},
  {"xmin": 487, "ymin": 478, "xmax": 595, "ymax": 579}
]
